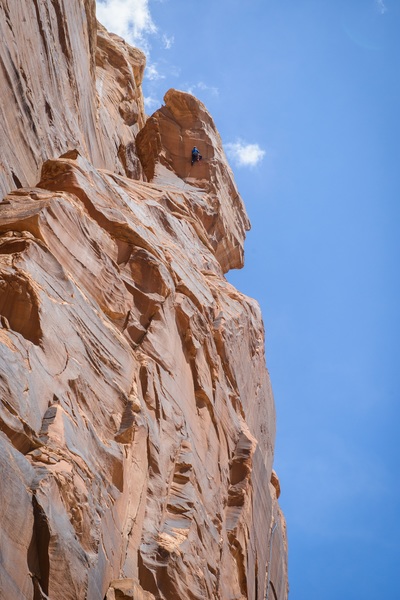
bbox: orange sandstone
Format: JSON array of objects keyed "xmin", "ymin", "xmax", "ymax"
[{"xmin": 0, "ymin": 1, "xmax": 288, "ymax": 598}]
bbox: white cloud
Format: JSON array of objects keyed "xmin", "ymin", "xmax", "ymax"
[
  {"xmin": 196, "ymin": 82, "xmax": 219, "ymax": 97},
  {"xmin": 144, "ymin": 95, "xmax": 161, "ymax": 112},
  {"xmin": 146, "ymin": 63, "xmax": 165, "ymax": 81},
  {"xmin": 185, "ymin": 81, "xmax": 219, "ymax": 98},
  {"xmin": 162, "ymin": 34, "xmax": 174, "ymax": 50},
  {"xmin": 96, "ymin": 0, "xmax": 157, "ymax": 51},
  {"xmin": 375, "ymin": 0, "xmax": 387, "ymax": 14},
  {"xmin": 224, "ymin": 141, "xmax": 266, "ymax": 168}
]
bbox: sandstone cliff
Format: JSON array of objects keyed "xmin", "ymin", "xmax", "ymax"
[{"xmin": 0, "ymin": 1, "xmax": 288, "ymax": 599}]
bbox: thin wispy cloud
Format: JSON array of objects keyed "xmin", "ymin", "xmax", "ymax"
[
  {"xmin": 144, "ymin": 95, "xmax": 161, "ymax": 112},
  {"xmin": 185, "ymin": 81, "xmax": 219, "ymax": 98},
  {"xmin": 225, "ymin": 140, "xmax": 266, "ymax": 168},
  {"xmin": 375, "ymin": 0, "xmax": 387, "ymax": 14},
  {"xmin": 196, "ymin": 82, "xmax": 219, "ymax": 97},
  {"xmin": 162, "ymin": 34, "xmax": 174, "ymax": 50},
  {"xmin": 96, "ymin": 0, "xmax": 157, "ymax": 52},
  {"xmin": 146, "ymin": 63, "xmax": 165, "ymax": 81}
]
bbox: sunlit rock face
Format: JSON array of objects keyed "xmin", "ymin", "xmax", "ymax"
[
  {"xmin": 0, "ymin": 1, "xmax": 288, "ymax": 599},
  {"xmin": 136, "ymin": 89, "xmax": 250, "ymax": 273},
  {"xmin": 0, "ymin": 0, "xmax": 146, "ymax": 198}
]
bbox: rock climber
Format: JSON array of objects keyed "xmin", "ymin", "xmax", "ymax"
[{"xmin": 191, "ymin": 146, "xmax": 202, "ymax": 166}]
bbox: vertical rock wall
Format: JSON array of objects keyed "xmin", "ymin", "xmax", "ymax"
[
  {"xmin": 0, "ymin": 1, "xmax": 288, "ymax": 599},
  {"xmin": 0, "ymin": 0, "xmax": 146, "ymax": 198}
]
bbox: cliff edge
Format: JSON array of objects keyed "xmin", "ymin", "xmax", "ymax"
[{"xmin": 0, "ymin": 1, "xmax": 288, "ymax": 599}]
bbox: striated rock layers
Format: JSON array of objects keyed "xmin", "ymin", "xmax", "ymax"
[
  {"xmin": 0, "ymin": 1, "xmax": 288, "ymax": 599},
  {"xmin": 0, "ymin": 0, "xmax": 145, "ymax": 197}
]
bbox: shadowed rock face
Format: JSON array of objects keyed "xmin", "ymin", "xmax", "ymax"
[{"xmin": 0, "ymin": 1, "xmax": 288, "ymax": 599}]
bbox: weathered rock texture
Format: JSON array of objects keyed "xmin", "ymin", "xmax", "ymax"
[
  {"xmin": 0, "ymin": 1, "xmax": 288, "ymax": 599},
  {"xmin": 0, "ymin": 0, "xmax": 145, "ymax": 197}
]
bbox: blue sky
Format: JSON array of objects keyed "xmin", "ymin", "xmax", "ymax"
[{"xmin": 96, "ymin": 1, "xmax": 400, "ymax": 598}]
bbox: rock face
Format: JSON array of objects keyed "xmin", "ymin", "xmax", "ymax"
[
  {"xmin": 0, "ymin": 1, "xmax": 288, "ymax": 599},
  {"xmin": 136, "ymin": 89, "xmax": 250, "ymax": 273},
  {"xmin": 0, "ymin": 0, "xmax": 145, "ymax": 198}
]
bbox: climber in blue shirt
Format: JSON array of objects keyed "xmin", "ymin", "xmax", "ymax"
[{"xmin": 191, "ymin": 146, "xmax": 202, "ymax": 165}]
